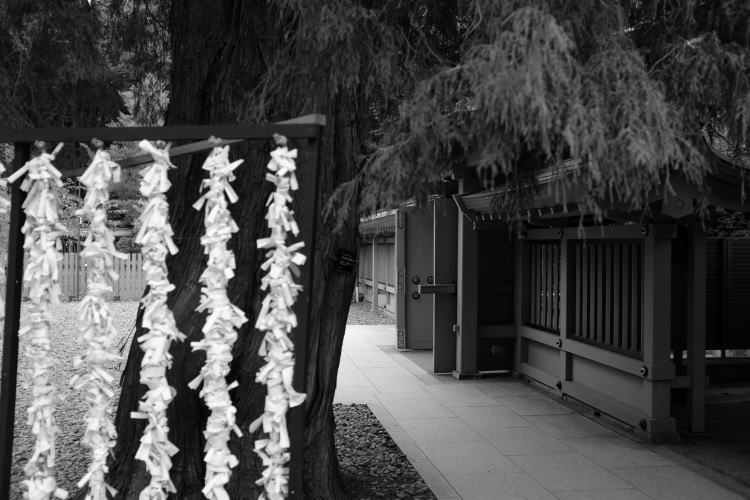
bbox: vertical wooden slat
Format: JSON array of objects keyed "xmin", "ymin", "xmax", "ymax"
[
  {"xmin": 59, "ymin": 253, "xmax": 66, "ymax": 298},
  {"xmin": 613, "ymin": 244, "xmax": 622, "ymax": 349},
  {"xmin": 114, "ymin": 257, "xmax": 121, "ymax": 299},
  {"xmin": 539, "ymin": 244, "xmax": 546, "ymax": 327},
  {"xmin": 583, "ymin": 244, "xmax": 589, "ymax": 339},
  {"xmin": 622, "ymin": 244, "xmax": 631, "ymax": 351},
  {"xmin": 534, "ymin": 244, "xmax": 540, "ymax": 326},
  {"xmin": 139, "ymin": 253, "xmax": 144, "ymax": 298},
  {"xmin": 124, "ymin": 255, "xmax": 131, "ymax": 299},
  {"xmin": 132, "ymin": 255, "xmax": 136, "ymax": 299},
  {"xmin": 61, "ymin": 253, "xmax": 70, "ymax": 298},
  {"xmin": 544, "ymin": 244, "xmax": 550, "ymax": 328},
  {"xmin": 555, "ymin": 241, "xmax": 571, "ymax": 334},
  {"xmin": 529, "ymin": 244, "xmax": 536, "ymax": 325},
  {"xmin": 595, "ymin": 243, "xmax": 602, "ymax": 343},
  {"xmin": 81, "ymin": 253, "xmax": 87, "ymax": 297},
  {"xmin": 129, "ymin": 254, "xmax": 136, "ymax": 300},
  {"xmin": 128, "ymin": 254, "xmax": 135, "ymax": 299},
  {"xmin": 605, "ymin": 244, "xmax": 612, "ymax": 346},
  {"xmin": 550, "ymin": 243, "xmax": 555, "ymax": 329},
  {"xmin": 634, "ymin": 244, "xmax": 642, "ymax": 353},
  {"xmin": 628, "ymin": 243, "xmax": 636, "ymax": 351},
  {"xmin": 535, "ymin": 244, "xmax": 541, "ymax": 326},
  {"xmin": 550, "ymin": 243, "xmax": 556, "ymax": 330},
  {"xmin": 627, "ymin": 243, "xmax": 634, "ymax": 352},
  {"xmin": 540, "ymin": 244, "xmax": 546, "ymax": 328},
  {"xmin": 117, "ymin": 256, "xmax": 124, "ymax": 299},
  {"xmin": 549, "ymin": 244, "xmax": 554, "ymax": 330},
  {"xmin": 588, "ymin": 244, "xmax": 596, "ymax": 341},
  {"xmin": 552, "ymin": 243, "xmax": 558, "ymax": 331},
  {"xmin": 539, "ymin": 244, "xmax": 549, "ymax": 327},
  {"xmin": 573, "ymin": 242, "xmax": 583, "ymax": 337}
]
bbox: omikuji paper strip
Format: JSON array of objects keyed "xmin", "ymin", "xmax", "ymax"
[
  {"xmin": 131, "ymin": 140, "xmax": 185, "ymax": 500},
  {"xmin": 69, "ymin": 148, "xmax": 127, "ymax": 500},
  {"xmin": 250, "ymin": 134, "xmax": 307, "ymax": 500},
  {"xmin": 7, "ymin": 143, "xmax": 69, "ymax": 500},
  {"xmin": 189, "ymin": 142, "xmax": 247, "ymax": 500}
]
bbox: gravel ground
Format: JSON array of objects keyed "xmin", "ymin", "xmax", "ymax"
[
  {"xmin": 0, "ymin": 299, "xmax": 430, "ymax": 499},
  {"xmin": 346, "ymin": 301, "xmax": 396, "ymax": 325},
  {"xmin": 0, "ymin": 300, "xmax": 139, "ymax": 500},
  {"xmin": 335, "ymin": 404, "xmax": 435, "ymax": 500}
]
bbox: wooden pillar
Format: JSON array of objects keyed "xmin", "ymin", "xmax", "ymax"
[
  {"xmin": 641, "ymin": 226, "xmax": 677, "ymax": 439},
  {"xmin": 433, "ymin": 198, "xmax": 458, "ymax": 373},
  {"xmin": 687, "ymin": 222, "xmax": 706, "ymax": 432},
  {"xmin": 514, "ymin": 232, "xmax": 527, "ymax": 374},
  {"xmin": 372, "ymin": 234, "xmax": 379, "ymax": 312},
  {"xmin": 453, "ymin": 177, "xmax": 479, "ymax": 379},
  {"xmin": 559, "ymin": 239, "xmax": 571, "ymax": 388},
  {"xmin": 395, "ymin": 209, "xmax": 406, "ymax": 349}
]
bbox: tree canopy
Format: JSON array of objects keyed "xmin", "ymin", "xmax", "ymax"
[
  {"xmin": 3, "ymin": 0, "xmax": 747, "ymax": 217},
  {"xmin": 361, "ymin": 0, "xmax": 750, "ymax": 219}
]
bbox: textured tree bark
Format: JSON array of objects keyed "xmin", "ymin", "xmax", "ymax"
[{"xmin": 102, "ymin": 1, "xmax": 361, "ymax": 499}]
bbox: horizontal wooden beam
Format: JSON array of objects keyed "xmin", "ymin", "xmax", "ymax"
[
  {"xmin": 525, "ymin": 224, "xmax": 676, "ymax": 241},
  {"xmin": 0, "ymin": 117, "xmax": 326, "ymax": 179},
  {"xmin": 0, "ymin": 123, "xmax": 323, "ymax": 144}
]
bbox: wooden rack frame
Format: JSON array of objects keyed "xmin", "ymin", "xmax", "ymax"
[{"xmin": 0, "ymin": 114, "xmax": 325, "ymax": 499}]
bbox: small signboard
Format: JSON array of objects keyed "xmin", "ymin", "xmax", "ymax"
[{"xmin": 336, "ymin": 249, "xmax": 356, "ymax": 273}]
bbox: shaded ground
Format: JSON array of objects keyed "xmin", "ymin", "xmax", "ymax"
[
  {"xmin": 335, "ymin": 404, "xmax": 435, "ymax": 500},
  {"xmin": 669, "ymin": 386, "xmax": 750, "ymax": 493}
]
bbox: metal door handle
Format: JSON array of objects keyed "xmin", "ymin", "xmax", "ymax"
[{"xmin": 418, "ymin": 283, "xmax": 456, "ymax": 295}]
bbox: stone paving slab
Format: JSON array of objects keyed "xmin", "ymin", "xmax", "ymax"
[{"xmin": 336, "ymin": 325, "xmax": 748, "ymax": 499}]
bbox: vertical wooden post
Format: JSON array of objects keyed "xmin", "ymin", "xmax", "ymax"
[
  {"xmin": 0, "ymin": 143, "xmax": 30, "ymax": 497},
  {"xmin": 559, "ymin": 238, "xmax": 571, "ymax": 388},
  {"xmin": 289, "ymin": 129, "xmax": 323, "ymax": 500},
  {"xmin": 354, "ymin": 248, "xmax": 362, "ymax": 304},
  {"xmin": 372, "ymin": 235, "xmax": 378, "ymax": 312},
  {"xmin": 687, "ymin": 222, "xmax": 706, "ymax": 432},
  {"xmin": 453, "ymin": 178, "xmax": 479, "ymax": 378},
  {"xmin": 432, "ymin": 198, "xmax": 458, "ymax": 373},
  {"xmin": 514, "ymin": 231, "xmax": 528, "ymax": 374},
  {"xmin": 641, "ymin": 226, "xmax": 677, "ymax": 439},
  {"xmin": 395, "ymin": 209, "xmax": 406, "ymax": 348}
]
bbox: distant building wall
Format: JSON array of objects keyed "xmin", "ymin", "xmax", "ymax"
[{"xmin": 357, "ymin": 237, "xmax": 396, "ymax": 315}]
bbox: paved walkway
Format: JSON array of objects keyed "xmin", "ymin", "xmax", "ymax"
[{"xmin": 336, "ymin": 325, "xmax": 749, "ymax": 500}]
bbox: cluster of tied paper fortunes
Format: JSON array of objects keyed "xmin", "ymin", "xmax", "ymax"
[
  {"xmin": 7, "ymin": 143, "xmax": 70, "ymax": 500},
  {"xmin": 4, "ymin": 136, "xmax": 306, "ymax": 500}
]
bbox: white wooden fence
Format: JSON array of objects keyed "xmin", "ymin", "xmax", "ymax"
[{"xmin": 0, "ymin": 252, "xmax": 147, "ymax": 301}]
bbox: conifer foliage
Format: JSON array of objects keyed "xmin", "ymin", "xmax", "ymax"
[{"xmin": 363, "ymin": 0, "xmax": 750, "ymax": 217}]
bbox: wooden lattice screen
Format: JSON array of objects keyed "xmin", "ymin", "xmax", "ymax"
[
  {"xmin": 527, "ymin": 241, "xmax": 561, "ymax": 333},
  {"xmin": 569, "ymin": 241, "xmax": 643, "ymax": 358},
  {"xmin": 706, "ymin": 237, "xmax": 750, "ymax": 351}
]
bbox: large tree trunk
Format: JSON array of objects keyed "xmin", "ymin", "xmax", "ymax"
[{"xmin": 105, "ymin": 2, "xmax": 361, "ymax": 498}]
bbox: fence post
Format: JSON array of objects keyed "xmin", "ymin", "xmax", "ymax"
[{"xmin": 372, "ymin": 235, "xmax": 378, "ymax": 312}]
